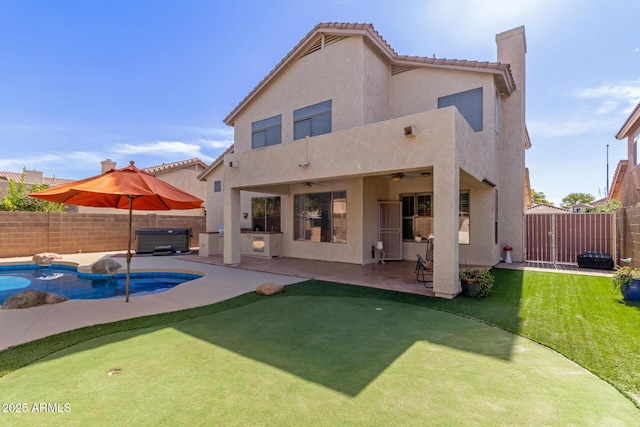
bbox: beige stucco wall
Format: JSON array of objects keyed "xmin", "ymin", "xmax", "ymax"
[
  {"xmin": 231, "ymin": 36, "xmax": 368, "ymax": 155},
  {"xmin": 204, "ymin": 166, "xmax": 224, "ymax": 232},
  {"xmin": 496, "ymin": 26, "xmax": 527, "ymax": 262},
  {"xmin": 216, "ymin": 26, "xmax": 527, "ymax": 298},
  {"xmin": 155, "ymin": 167, "xmax": 208, "ymax": 202}
]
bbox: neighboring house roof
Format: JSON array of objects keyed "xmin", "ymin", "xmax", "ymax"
[
  {"xmin": 0, "ymin": 171, "xmax": 74, "ymax": 187},
  {"xmin": 224, "ymin": 22, "xmax": 516, "ymax": 125},
  {"xmin": 524, "ymin": 168, "xmax": 532, "ymax": 209},
  {"xmin": 616, "ymin": 101, "xmax": 640, "ymax": 140},
  {"xmin": 526, "ymin": 203, "xmax": 569, "ymax": 214},
  {"xmin": 570, "ymin": 202, "xmax": 594, "ymax": 213},
  {"xmin": 608, "ymin": 160, "xmax": 628, "ymax": 202},
  {"xmin": 197, "ymin": 145, "xmax": 235, "ymax": 181},
  {"xmin": 144, "ymin": 158, "xmax": 208, "ymax": 175}
]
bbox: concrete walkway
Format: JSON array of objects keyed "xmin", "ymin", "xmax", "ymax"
[{"xmin": 0, "ymin": 252, "xmax": 304, "ymax": 351}]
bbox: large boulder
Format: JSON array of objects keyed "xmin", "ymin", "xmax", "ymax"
[
  {"xmin": 256, "ymin": 283, "xmax": 284, "ymax": 296},
  {"xmin": 32, "ymin": 253, "xmax": 62, "ymax": 266},
  {"xmin": 2, "ymin": 290, "xmax": 68, "ymax": 309},
  {"xmin": 91, "ymin": 259, "xmax": 122, "ymax": 275}
]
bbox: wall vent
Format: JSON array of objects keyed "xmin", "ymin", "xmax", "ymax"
[
  {"xmin": 391, "ymin": 64, "xmax": 417, "ymax": 76},
  {"xmin": 299, "ymin": 34, "xmax": 348, "ymax": 59}
]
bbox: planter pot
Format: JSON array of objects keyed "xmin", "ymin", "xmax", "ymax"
[
  {"xmin": 622, "ymin": 279, "xmax": 640, "ymax": 301},
  {"xmin": 461, "ymin": 278, "xmax": 480, "ymax": 297},
  {"xmin": 505, "ymin": 251, "xmax": 512, "ymax": 264}
]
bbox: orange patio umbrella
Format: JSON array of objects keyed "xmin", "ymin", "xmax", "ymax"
[{"xmin": 29, "ymin": 161, "xmax": 204, "ymax": 302}]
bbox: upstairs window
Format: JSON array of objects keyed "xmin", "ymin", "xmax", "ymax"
[
  {"xmin": 294, "ymin": 100, "xmax": 332, "ymax": 140},
  {"xmin": 214, "ymin": 180, "xmax": 222, "ymax": 192},
  {"xmin": 252, "ymin": 115, "xmax": 281, "ymax": 149},
  {"xmin": 438, "ymin": 88, "xmax": 483, "ymax": 131}
]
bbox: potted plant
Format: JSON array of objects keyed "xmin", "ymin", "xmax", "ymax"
[
  {"xmin": 612, "ymin": 265, "xmax": 640, "ymax": 301},
  {"xmin": 459, "ymin": 268, "xmax": 494, "ymax": 297}
]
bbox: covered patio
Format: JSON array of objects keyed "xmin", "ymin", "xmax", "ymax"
[
  {"xmin": 188, "ymin": 255, "xmax": 435, "ymax": 296},
  {"xmin": 185, "ymin": 254, "xmax": 612, "ymax": 298}
]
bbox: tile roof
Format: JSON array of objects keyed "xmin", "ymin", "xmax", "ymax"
[
  {"xmin": 616, "ymin": 101, "xmax": 640, "ymax": 139},
  {"xmin": 224, "ymin": 22, "xmax": 515, "ymax": 125},
  {"xmin": 197, "ymin": 145, "xmax": 235, "ymax": 181},
  {"xmin": 608, "ymin": 160, "xmax": 628, "ymax": 202},
  {"xmin": 526, "ymin": 203, "xmax": 569, "ymax": 214},
  {"xmin": 0, "ymin": 171, "xmax": 74, "ymax": 187},
  {"xmin": 143, "ymin": 158, "xmax": 208, "ymax": 175}
]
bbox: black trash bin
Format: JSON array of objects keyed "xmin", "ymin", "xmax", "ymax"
[{"xmin": 577, "ymin": 251, "xmax": 614, "ymax": 270}]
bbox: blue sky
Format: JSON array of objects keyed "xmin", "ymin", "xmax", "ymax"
[{"xmin": 1, "ymin": 0, "xmax": 639, "ymax": 206}]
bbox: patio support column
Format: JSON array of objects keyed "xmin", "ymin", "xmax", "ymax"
[
  {"xmin": 223, "ymin": 187, "xmax": 241, "ymax": 266},
  {"xmin": 432, "ymin": 162, "xmax": 461, "ymax": 299}
]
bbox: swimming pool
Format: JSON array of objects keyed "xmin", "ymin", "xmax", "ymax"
[{"xmin": 0, "ymin": 264, "xmax": 202, "ymax": 304}]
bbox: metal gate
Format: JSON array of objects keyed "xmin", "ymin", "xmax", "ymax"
[{"xmin": 525, "ymin": 213, "xmax": 615, "ymax": 264}]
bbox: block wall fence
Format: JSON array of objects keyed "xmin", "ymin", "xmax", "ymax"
[
  {"xmin": 0, "ymin": 212, "xmax": 205, "ymax": 258},
  {"xmin": 616, "ymin": 206, "xmax": 640, "ymax": 269}
]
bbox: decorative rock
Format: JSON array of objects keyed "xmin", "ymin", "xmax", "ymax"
[
  {"xmin": 32, "ymin": 253, "xmax": 62, "ymax": 266},
  {"xmin": 1, "ymin": 290, "xmax": 68, "ymax": 309},
  {"xmin": 91, "ymin": 259, "xmax": 122, "ymax": 275},
  {"xmin": 256, "ymin": 283, "xmax": 284, "ymax": 296}
]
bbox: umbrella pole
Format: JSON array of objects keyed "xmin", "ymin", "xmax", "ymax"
[{"xmin": 126, "ymin": 197, "xmax": 133, "ymax": 302}]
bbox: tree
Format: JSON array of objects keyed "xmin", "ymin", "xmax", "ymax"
[
  {"xmin": 0, "ymin": 169, "xmax": 67, "ymax": 212},
  {"xmin": 590, "ymin": 200, "xmax": 621, "ymax": 212},
  {"xmin": 560, "ymin": 193, "xmax": 595, "ymax": 209},
  {"xmin": 531, "ymin": 188, "xmax": 552, "ymax": 206}
]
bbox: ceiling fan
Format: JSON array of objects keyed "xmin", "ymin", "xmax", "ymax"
[
  {"xmin": 390, "ymin": 173, "xmax": 405, "ymax": 182},
  {"xmin": 302, "ymin": 181, "xmax": 327, "ymax": 188},
  {"xmin": 390, "ymin": 171, "xmax": 431, "ymax": 182}
]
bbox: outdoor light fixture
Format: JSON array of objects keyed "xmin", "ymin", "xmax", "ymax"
[
  {"xmin": 242, "ymin": 212, "xmax": 248, "ymax": 219},
  {"xmin": 404, "ymin": 126, "xmax": 416, "ymax": 138}
]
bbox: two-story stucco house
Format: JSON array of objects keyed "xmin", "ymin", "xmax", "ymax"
[
  {"xmin": 611, "ymin": 101, "xmax": 640, "ymax": 206},
  {"xmin": 199, "ymin": 22, "xmax": 529, "ymax": 298}
]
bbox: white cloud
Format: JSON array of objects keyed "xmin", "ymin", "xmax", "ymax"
[
  {"xmin": 179, "ymin": 126, "xmax": 234, "ymax": 139},
  {"xmin": 114, "ymin": 141, "xmax": 214, "ymax": 161},
  {"xmin": 530, "ymin": 78, "xmax": 640, "ymax": 138},
  {"xmin": 196, "ymin": 139, "xmax": 233, "ymax": 150},
  {"xmin": 528, "ymin": 117, "xmax": 619, "ymax": 138},
  {"xmin": 573, "ymin": 79, "xmax": 640, "ymax": 114}
]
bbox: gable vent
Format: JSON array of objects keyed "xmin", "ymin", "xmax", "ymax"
[
  {"xmin": 299, "ymin": 34, "xmax": 349, "ymax": 59},
  {"xmin": 324, "ymin": 34, "xmax": 348, "ymax": 47},
  {"xmin": 391, "ymin": 64, "xmax": 417, "ymax": 75}
]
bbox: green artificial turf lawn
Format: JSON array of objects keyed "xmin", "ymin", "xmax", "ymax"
[
  {"xmin": 1, "ymin": 295, "xmax": 638, "ymax": 426},
  {"xmin": 1, "ymin": 268, "xmax": 640, "ymax": 425}
]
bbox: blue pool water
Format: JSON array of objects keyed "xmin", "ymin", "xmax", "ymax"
[{"xmin": 0, "ymin": 264, "xmax": 202, "ymax": 304}]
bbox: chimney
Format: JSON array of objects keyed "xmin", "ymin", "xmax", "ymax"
[
  {"xmin": 101, "ymin": 159, "xmax": 117, "ymax": 173},
  {"xmin": 496, "ymin": 26, "xmax": 526, "ymax": 96},
  {"xmin": 24, "ymin": 169, "xmax": 43, "ymax": 184}
]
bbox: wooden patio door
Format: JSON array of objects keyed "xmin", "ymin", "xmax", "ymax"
[{"xmin": 379, "ymin": 201, "xmax": 402, "ymax": 260}]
